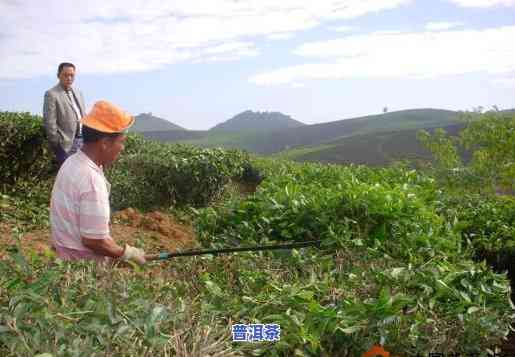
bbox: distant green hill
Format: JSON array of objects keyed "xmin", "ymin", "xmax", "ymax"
[
  {"xmin": 278, "ymin": 123, "xmax": 469, "ymax": 166},
  {"xmin": 132, "ymin": 113, "xmax": 185, "ymax": 132},
  {"xmin": 254, "ymin": 108, "xmax": 460, "ymax": 154},
  {"xmin": 210, "ymin": 110, "xmax": 304, "ymax": 131},
  {"xmin": 142, "ymin": 130, "xmax": 207, "ymax": 142},
  {"xmin": 147, "ymin": 108, "xmax": 460, "ymax": 154},
  {"xmin": 284, "ymin": 111, "xmax": 514, "ymax": 166}
]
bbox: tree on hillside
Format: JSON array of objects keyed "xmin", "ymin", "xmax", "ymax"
[
  {"xmin": 417, "ymin": 108, "xmax": 515, "ymax": 194},
  {"xmin": 417, "ymin": 128, "xmax": 462, "ymax": 171}
]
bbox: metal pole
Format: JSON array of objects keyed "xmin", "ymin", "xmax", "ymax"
[{"xmin": 145, "ymin": 240, "xmax": 322, "ymax": 261}]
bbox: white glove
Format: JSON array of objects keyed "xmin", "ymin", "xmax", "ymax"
[{"xmin": 121, "ymin": 244, "xmax": 146, "ymax": 265}]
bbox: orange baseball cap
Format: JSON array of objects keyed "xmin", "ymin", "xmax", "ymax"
[{"xmin": 81, "ymin": 100, "xmax": 134, "ymax": 133}]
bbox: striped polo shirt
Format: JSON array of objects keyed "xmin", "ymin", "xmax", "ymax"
[{"xmin": 50, "ymin": 149, "xmax": 111, "ymax": 261}]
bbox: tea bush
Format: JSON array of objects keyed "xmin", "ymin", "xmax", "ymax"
[
  {"xmin": 436, "ymin": 193, "xmax": 515, "ymax": 270},
  {"xmin": 0, "ymin": 112, "xmax": 54, "ymax": 189},
  {"xmin": 107, "ymin": 135, "xmax": 252, "ymax": 210},
  {"xmin": 196, "ymin": 160, "xmax": 447, "ymax": 255},
  {"xmin": 193, "ymin": 158, "xmax": 514, "ymax": 354},
  {"xmin": 0, "ymin": 254, "xmax": 238, "ymax": 357},
  {"xmin": 0, "ymin": 235, "xmax": 511, "ymax": 356}
]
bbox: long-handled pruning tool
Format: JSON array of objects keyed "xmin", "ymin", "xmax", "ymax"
[{"xmin": 145, "ymin": 240, "xmax": 322, "ymax": 261}]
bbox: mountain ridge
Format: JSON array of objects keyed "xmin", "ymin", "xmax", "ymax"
[
  {"xmin": 140, "ymin": 108, "xmax": 462, "ymax": 154},
  {"xmin": 210, "ymin": 110, "xmax": 305, "ymax": 131},
  {"xmin": 131, "ymin": 113, "xmax": 185, "ymax": 132}
]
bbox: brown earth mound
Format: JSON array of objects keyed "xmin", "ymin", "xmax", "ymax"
[
  {"xmin": 0, "ymin": 208, "xmax": 197, "ymax": 260},
  {"xmin": 112, "ymin": 208, "xmax": 194, "ymax": 242}
]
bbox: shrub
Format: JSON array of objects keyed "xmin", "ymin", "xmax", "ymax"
[
  {"xmin": 193, "ymin": 158, "xmax": 514, "ymax": 355},
  {"xmin": 107, "ymin": 135, "xmax": 253, "ymax": 210},
  {"xmin": 0, "ymin": 112, "xmax": 54, "ymax": 188},
  {"xmin": 418, "ymin": 110, "xmax": 515, "ymax": 193},
  {"xmin": 436, "ymin": 193, "xmax": 515, "ymax": 269}
]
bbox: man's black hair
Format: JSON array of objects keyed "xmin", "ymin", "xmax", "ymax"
[
  {"xmin": 57, "ymin": 62, "xmax": 76, "ymax": 76},
  {"xmin": 82, "ymin": 125, "xmax": 123, "ymax": 143}
]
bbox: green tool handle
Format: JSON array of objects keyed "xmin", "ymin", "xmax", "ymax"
[{"xmin": 145, "ymin": 240, "xmax": 322, "ymax": 261}]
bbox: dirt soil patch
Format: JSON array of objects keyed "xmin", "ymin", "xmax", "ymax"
[{"xmin": 0, "ymin": 208, "xmax": 198, "ymax": 260}]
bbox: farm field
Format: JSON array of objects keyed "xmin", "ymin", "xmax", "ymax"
[{"xmin": 1, "ymin": 111, "xmax": 514, "ymax": 356}]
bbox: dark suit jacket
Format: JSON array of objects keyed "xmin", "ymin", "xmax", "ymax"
[{"xmin": 43, "ymin": 84, "xmax": 86, "ymax": 152}]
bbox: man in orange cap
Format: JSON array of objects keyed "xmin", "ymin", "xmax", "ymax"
[{"xmin": 49, "ymin": 100, "xmax": 146, "ymax": 265}]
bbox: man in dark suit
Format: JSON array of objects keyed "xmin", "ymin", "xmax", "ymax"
[{"xmin": 43, "ymin": 62, "xmax": 86, "ymax": 167}]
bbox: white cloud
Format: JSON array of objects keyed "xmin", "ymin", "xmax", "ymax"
[
  {"xmin": 371, "ymin": 30, "xmax": 404, "ymax": 35},
  {"xmin": 290, "ymin": 82, "xmax": 306, "ymax": 88},
  {"xmin": 249, "ymin": 26, "xmax": 515, "ymax": 85},
  {"xmin": 425, "ymin": 21, "xmax": 464, "ymax": 31},
  {"xmin": 493, "ymin": 76, "xmax": 515, "ymax": 87},
  {"xmin": 331, "ymin": 25, "xmax": 354, "ymax": 33},
  {"xmin": 448, "ymin": 0, "xmax": 515, "ymax": 7},
  {"xmin": 267, "ymin": 33, "xmax": 295, "ymax": 41},
  {"xmin": 204, "ymin": 42, "xmax": 258, "ymax": 56},
  {"xmin": 193, "ymin": 42, "xmax": 260, "ymax": 63},
  {"xmin": 0, "ymin": 0, "xmax": 411, "ymax": 79}
]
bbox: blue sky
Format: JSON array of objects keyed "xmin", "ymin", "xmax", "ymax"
[{"xmin": 1, "ymin": 0, "xmax": 514, "ymax": 130}]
